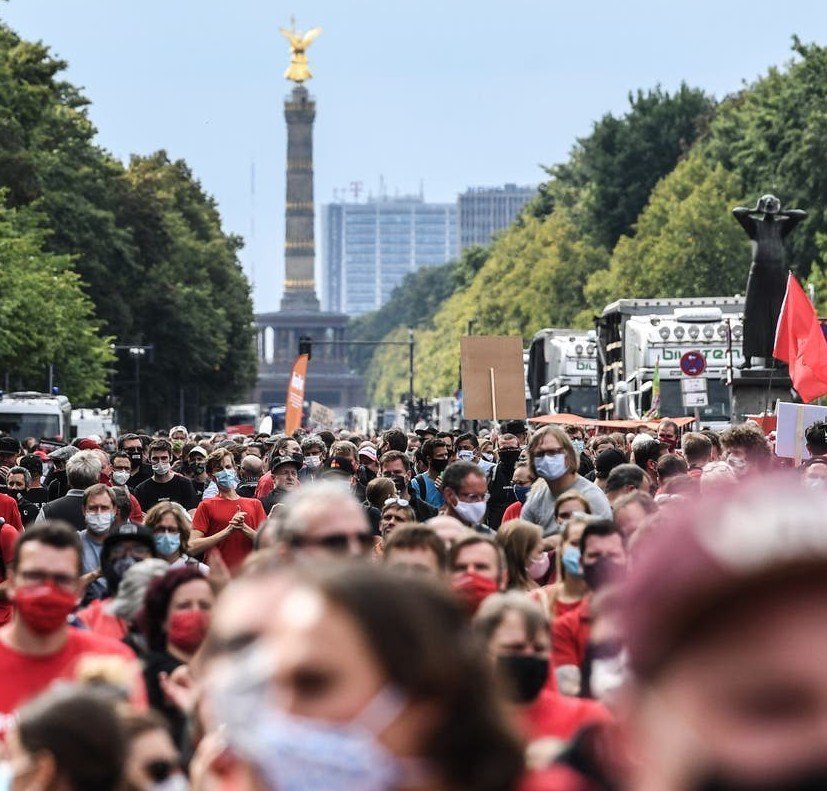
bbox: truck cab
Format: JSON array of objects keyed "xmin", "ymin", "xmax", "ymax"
[
  {"xmin": 596, "ymin": 298, "xmax": 745, "ymax": 426},
  {"xmin": 0, "ymin": 392, "xmax": 72, "ymax": 441},
  {"xmin": 527, "ymin": 328, "xmax": 598, "ymax": 418}
]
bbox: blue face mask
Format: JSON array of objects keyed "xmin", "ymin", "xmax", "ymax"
[
  {"xmin": 513, "ymin": 484, "xmax": 532, "ymax": 504},
  {"xmin": 535, "ymin": 454, "xmax": 568, "ymax": 481},
  {"xmin": 214, "ymin": 469, "xmax": 239, "ymax": 490},
  {"xmin": 572, "ymin": 439, "xmax": 585, "ymax": 454},
  {"xmin": 562, "ymin": 545, "xmax": 583, "ymax": 577},
  {"xmin": 154, "ymin": 532, "xmax": 181, "ymax": 557}
]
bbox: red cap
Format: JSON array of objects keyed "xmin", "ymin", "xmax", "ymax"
[
  {"xmin": 76, "ymin": 438, "xmax": 101, "ymax": 450},
  {"xmin": 622, "ymin": 476, "xmax": 827, "ymax": 680}
]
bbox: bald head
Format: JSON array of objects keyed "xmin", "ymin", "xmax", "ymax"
[{"xmin": 426, "ymin": 514, "xmax": 472, "ymax": 549}]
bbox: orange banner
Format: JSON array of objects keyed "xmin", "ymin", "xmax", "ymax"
[{"xmin": 284, "ymin": 354, "xmax": 308, "ymax": 435}]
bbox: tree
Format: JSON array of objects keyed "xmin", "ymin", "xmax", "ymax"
[
  {"xmin": 584, "ymin": 154, "xmax": 746, "ymax": 311},
  {"xmin": 0, "ymin": 203, "xmax": 113, "ymax": 401}
]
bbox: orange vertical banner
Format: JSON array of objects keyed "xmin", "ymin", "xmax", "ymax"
[{"xmin": 284, "ymin": 354, "xmax": 308, "ymax": 435}]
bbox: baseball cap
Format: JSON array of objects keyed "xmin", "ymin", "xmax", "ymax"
[
  {"xmin": 76, "ymin": 438, "xmax": 101, "ymax": 451},
  {"xmin": 270, "ymin": 455, "xmax": 300, "ymax": 472},
  {"xmin": 48, "ymin": 445, "xmax": 78, "ymax": 462},
  {"xmin": 622, "ymin": 480, "xmax": 827, "ymax": 681},
  {"xmin": 594, "ymin": 448, "xmax": 626, "ymax": 480},
  {"xmin": 188, "ymin": 446, "xmax": 208, "ymax": 459},
  {"xmin": 414, "ymin": 425, "xmax": 438, "ymax": 438},
  {"xmin": 358, "ymin": 446, "xmax": 377, "ymax": 463},
  {"xmin": 0, "ymin": 436, "xmax": 21, "ymax": 455}
]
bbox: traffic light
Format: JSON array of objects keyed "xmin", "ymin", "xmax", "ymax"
[{"xmin": 299, "ymin": 335, "xmax": 312, "ymax": 359}]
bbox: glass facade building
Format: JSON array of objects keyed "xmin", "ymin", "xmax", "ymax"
[
  {"xmin": 322, "ymin": 197, "xmax": 457, "ymax": 316},
  {"xmin": 457, "ymin": 184, "xmax": 536, "ymax": 251}
]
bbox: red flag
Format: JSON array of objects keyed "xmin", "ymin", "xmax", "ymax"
[
  {"xmin": 284, "ymin": 354, "xmax": 308, "ymax": 435},
  {"xmin": 773, "ymin": 273, "xmax": 827, "ymax": 402}
]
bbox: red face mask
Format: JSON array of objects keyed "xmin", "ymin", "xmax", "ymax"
[
  {"xmin": 167, "ymin": 609, "xmax": 211, "ymax": 654},
  {"xmin": 451, "ymin": 572, "xmax": 499, "ymax": 615},
  {"xmin": 14, "ymin": 584, "xmax": 77, "ymax": 633}
]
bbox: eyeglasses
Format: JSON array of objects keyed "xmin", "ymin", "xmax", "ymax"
[
  {"xmin": 17, "ymin": 570, "xmax": 79, "ymax": 590},
  {"xmin": 534, "ymin": 448, "xmax": 566, "ymax": 458},
  {"xmin": 383, "ymin": 497, "xmax": 409, "ymax": 507},
  {"xmin": 458, "ymin": 492, "xmax": 490, "ymax": 504},
  {"xmin": 290, "ymin": 532, "xmax": 374, "ymax": 554}
]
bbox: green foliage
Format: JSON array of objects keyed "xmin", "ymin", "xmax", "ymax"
[
  {"xmin": 0, "ymin": 22, "xmax": 255, "ymax": 425},
  {"xmin": 585, "ymin": 154, "xmax": 747, "ymax": 310},
  {"xmin": 544, "ymin": 84, "xmax": 714, "ymax": 246},
  {"xmin": 702, "ymin": 38, "xmax": 827, "ymax": 277},
  {"xmin": 0, "ymin": 203, "xmax": 113, "ymax": 401},
  {"xmin": 369, "ymin": 210, "xmax": 608, "ymax": 401}
]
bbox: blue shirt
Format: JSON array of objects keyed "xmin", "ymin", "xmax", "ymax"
[{"xmin": 410, "ymin": 473, "xmax": 444, "ymax": 508}]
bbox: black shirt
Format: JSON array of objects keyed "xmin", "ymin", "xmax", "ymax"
[
  {"xmin": 127, "ymin": 463, "xmax": 152, "ymax": 491},
  {"xmin": 134, "ymin": 474, "xmax": 199, "ymax": 512}
]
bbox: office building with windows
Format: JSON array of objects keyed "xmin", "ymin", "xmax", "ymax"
[
  {"xmin": 322, "ymin": 196, "xmax": 457, "ymax": 316},
  {"xmin": 457, "ymin": 184, "xmax": 536, "ymax": 251}
]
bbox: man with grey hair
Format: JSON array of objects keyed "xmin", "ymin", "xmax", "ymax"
[
  {"xmin": 263, "ymin": 479, "xmax": 372, "ymax": 559},
  {"xmin": 37, "ymin": 450, "xmax": 102, "ymax": 530}
]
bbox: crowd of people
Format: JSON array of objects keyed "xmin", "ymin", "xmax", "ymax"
[{"xmin": 0, "ymin": 414, "xmax": 824, "ymax": 790}]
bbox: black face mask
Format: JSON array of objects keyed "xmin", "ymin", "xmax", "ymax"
[
  {"xmin": 582, "ymin": 556, "xmax": 625, "ymax": 592},
  {"xmin": 497, "ymin": 654, "xmax": 549, "ymax": 703},
  {"xmin": 390, "ymin": 474, "xmax": 408, "ymax": 495},
  {"xmin": 191, "ymin": 463, "xmax": 206, "ymax": 476},
  {"xmin": 430, "ymin": 457, "xmax": 449, "ymax": 473},
  {"xmin": 498, "ymin": 449, "xmax": 521, "ymax": 467},
  {"xmin": 128, "ymin": 452, "xmax": 143, "ymax": 469},
  {"xmin": 695, "ymin": 768, "xmax": 827, "ymax": 791}
]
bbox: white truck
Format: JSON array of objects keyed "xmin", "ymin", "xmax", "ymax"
[
  {"xmin": 71, "ymin": 408, "xmax": 119, "ymax": 440},
  {"xmin": 526, "ymin": 328, "xmax": 599, "ymax": 418},
  {"xmin": 0, "ymin": 392, "xmax": 72, "ymax": 441},
  {"xmin": 595, "ymin": 297, "xmax": 745, "ymax": 425}
]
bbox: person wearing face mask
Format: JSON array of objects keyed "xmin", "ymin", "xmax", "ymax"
[
  {"xmin": 121, "ymin": 708, "xmax": 188, "ymax": 791},
  {"xmin": 189, "ymin": 448, "xmax": 265, "ymax": 573},
  {"xmin": 0, "ymin": 522, "xmax": 145, "ymax": 738},
  {"xmin": 534, "ymin": 513, "xmax": 591, "ymax": 623},
  {"xmin": 656, "ymin": 418, "xmax": 681, "ymax": 453},
  {"xmin": 4, "ymin": 466, "xmax": 40, "ymax": 526},
  {"xmin": 802, "ymin": 456, "xmax": 827, "ymax": 489},
  {"xmin": 564, "ymin": 425, "xmax": 595, "ymax": 478},
  {"xmin": 410, "ymin": 438, "xmax": 450, "ymax": 508},
  {"xmin": 495, "ymin": 519, "xmax": 546, "ymax": 592},
  {"xmin": 448, "ymin": 534, "xmax": 506, "ymax": 614},
  {"xmin": 203, "ymin": 563, "xmax": 525, "ymax": 791},
  {"xmin": 455, "ymin": 432, "xmax": 495, "ymax": 474},
  {"xmin": 144, "ymin": 502, "xmax": 208, "ymax": 574},
  {"xmin": 183, "ymin": 445, "xmax": 211, "ymax": 500},
  {"xmin": 552, "ymin": 520, "xmax": 628, "ymax": 697},
  {"xmin": 120, "ymin": 433, "xmax": 152, "ymax": 490},
  {"xmin": 500, "ymin": 462, "xmax": 537, "ymax": 524},
  {"xmin": 377, "ymin": 450, "xmax": 438, "ymax": 522},
  {"xmin": 78, "ymin": 484, "xmax": 120, "ymax": 602},
  {"xmin": 441, "ymin": 461, "xmax": 495, "ymax": 535},
  {"xmin": 299, "ymin": 434, "xmax": 327, "ymax": 482},
  {"xmin": 484, "ymin": 434, "xmax": 523, "ymax": 530},
  {"xmin": 474, "ymin": 593, "xmax": 610, "ymax": 772},
  {"xmin": 134, "ymin": 440, "xmax": 199, "ymax": 513},
  {"xmin": 141, "ymin": 567, "xmax": 215, "ymax": 746},
  {"xmin": 522, "ymin": 426, "xmax": 612, "ymax": 536},
  {"xmin": 720, "ymin": 423, "xmax": 773, "ymax": 478}
]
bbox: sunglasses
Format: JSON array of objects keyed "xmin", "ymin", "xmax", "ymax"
[{"xmin": 383, "ymin": 497, "xmax": 410, "ymax": 507}]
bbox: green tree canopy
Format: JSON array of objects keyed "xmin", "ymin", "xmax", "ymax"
[
  {"xmin": 585, "ymin": 154, "xmax": 747, "ymax": 311},
  {"xmin": 0, "ymin": 203, "xmax": 113, "ymax": 401}
]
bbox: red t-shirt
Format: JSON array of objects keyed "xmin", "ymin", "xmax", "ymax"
[
  {"xmin": 501, "ymin": 500, "xmax": 523, "ymax": 524},
  {"xmin": 255, "ymin": 471, "xmax": 274, "ymax": 499},
  {"xmin": 0, "ymin": 493, "xmax": 23, "ymax": 533},
  {"xmin": 76, "ymin": 599, "xmax": 127, "ymax": 641},
  {"xmin": 520, "ymin": 687, "xmax": 611, "ymax": 742},
  {"xmin": 0, "ymin": 626, "xmax": 144, "ymax": 737},
  {"xmin": 0, "ymin": 525, "xmax": 18, "ymax": 626},
  {"xmin": 552, "ymin": 598, "xmax": 591, "ymax": 669},
  {"xmin": 192, "ymin": 496, "xmax": 265, "ymax": 572}
]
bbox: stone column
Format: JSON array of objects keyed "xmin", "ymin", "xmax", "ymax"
[{"xmin": 281, "ymin": 85, "xmax": 320, "ymax": 312}]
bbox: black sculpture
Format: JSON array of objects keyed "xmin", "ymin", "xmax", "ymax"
[{"xmin": 732, "ymin": 195, "xmax": 807, "ymax": 368}]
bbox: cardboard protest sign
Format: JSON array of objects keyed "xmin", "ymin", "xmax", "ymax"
[
  {"xmin": 460, "ymin": 336, "xmax": 527, "ymax": 421},
  {"xmin": 309, "ymin": 401, "xmax": 335, "ymax": 428},
  {"xmin": 774, "ymin": 400, "xmax": 827, "ymax": 464}
]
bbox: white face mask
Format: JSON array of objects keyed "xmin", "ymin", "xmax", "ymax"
[
  {"xmin": 457, "ymin": 450, "xmax": 475, "ymax": 463},
  {"xmin": 452, "ymin": 498, "xmax": 487, "ymax": 526},
  {"xmin": 152, "ymin": 462, "xmax": 171, "ymax": 477},
  {"xmin": 112, "ymin": 470, "xmax": 130, "ymax": 486},
  {"xmin": 534, "ymin": 453, "xmax": 568, "ymax": 481},
  {"xmin": 305, "ymin": 455, "xmax": 322, "ymax": 470},
  {"xmin": 86, "ymin": 512, "xmax": 114, "ymax": 534}
]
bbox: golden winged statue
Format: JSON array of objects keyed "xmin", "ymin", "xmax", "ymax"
[{"xmin": 279, "ymin": 21, "xmax": 322, "ymax": 83}]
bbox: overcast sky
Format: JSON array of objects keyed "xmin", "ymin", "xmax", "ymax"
[{"xmin": 4, "ymin": 1, "xmax": 827, "ymax": 311}]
